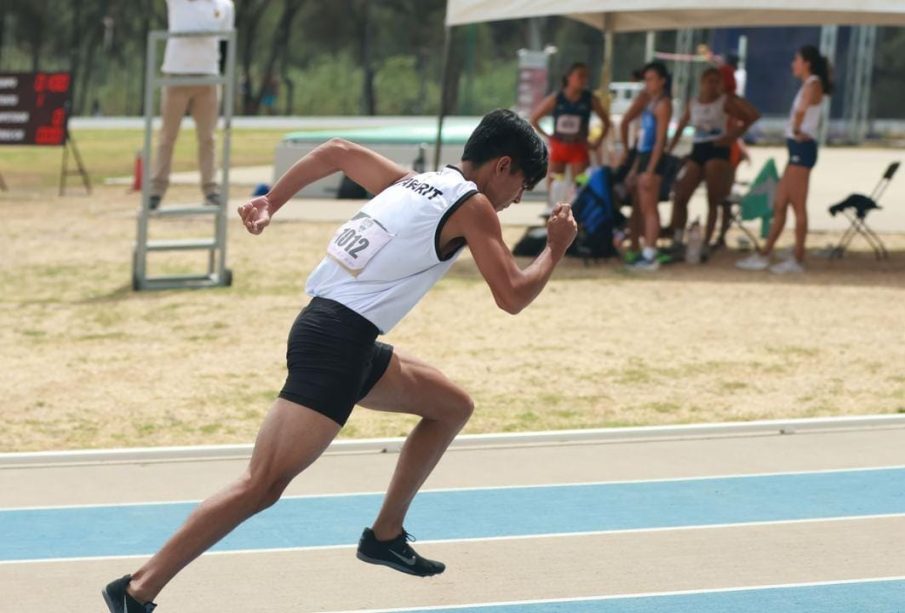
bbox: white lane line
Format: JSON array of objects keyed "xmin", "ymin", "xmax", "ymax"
[
  {"xmin": 4, "ymin": 414, "xmax": 902, "ymax": 467},
  {"xmin": 5, "ymin": 463, "xmax": 905, "ymax": 512},
  {"xmin": 1, "ymin": 512, "xmax": 903, "ymax": 566},
  {"xmin": 316, "ymin": 575, "xmax": 905, "ymax": 612}
]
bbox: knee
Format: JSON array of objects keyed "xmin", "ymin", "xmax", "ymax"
[
  {"xmin": 237, "ymin": 471, "xmax": 288, "ymax": 513},
  {"xmin": 445, "ymin": 391, "xmax": 475, "ymax": 427}
]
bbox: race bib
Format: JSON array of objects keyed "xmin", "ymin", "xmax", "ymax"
[
  {"xmin": 555, "ymin": 114, "xmax": 581, "ymax": 136},
  {"xmin": 327, "ymin": 213, "xmax": 393, "ymax": 276}
]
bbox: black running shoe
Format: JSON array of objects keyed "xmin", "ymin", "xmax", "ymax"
[
  {"xmin": 356, "ymin": 528, "xmax": 446, "ymax": 577},
  {"xmin": 102, "ymin": 575, "xmax": 157, "ymax": 612}
]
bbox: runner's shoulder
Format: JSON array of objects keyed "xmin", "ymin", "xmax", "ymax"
[{"xmin": 446, "ymin": 191, "xmax": 496, "ymax": 231}]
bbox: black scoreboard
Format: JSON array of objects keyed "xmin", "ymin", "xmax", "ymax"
[{"xmin": 0, "ymin": 72, "xmax": 72, "ymax": 146}]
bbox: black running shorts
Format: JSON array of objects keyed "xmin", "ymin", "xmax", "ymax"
[
  {"xmin": 637, "ymin": 151, "xmax": 669, "ymax": 176},
  {"xmin": 688, "ymin": 141, "xmax": 730, "ymax": 166},
  {"xmin": 278, "ymin": 297, "xmax": 394, "ymax": 426}
]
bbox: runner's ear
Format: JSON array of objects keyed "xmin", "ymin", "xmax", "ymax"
[{"xmin": 496, "ymin": 156, "xmax": 513, "ymax": 176}]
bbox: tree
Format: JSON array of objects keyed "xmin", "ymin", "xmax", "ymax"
[{"xmin": 235, "ymin": 0, "xmax": 274, "ymax": 114}]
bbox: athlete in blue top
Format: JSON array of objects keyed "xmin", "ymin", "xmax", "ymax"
[{"xmin": 620, "ymin": 61, "xmax": 672, "ymax": 271}]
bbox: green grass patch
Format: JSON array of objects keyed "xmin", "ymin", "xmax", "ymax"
[{"xmin": 2, "ymin": 128, "xmax": 292, "ymax": 189}]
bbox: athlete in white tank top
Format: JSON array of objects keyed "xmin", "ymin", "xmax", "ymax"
[
  {"xmin": 306, "ymin": 166, "xmax": 479, "ymax": 333},
  {"xmin": 786, "ymin": 75, "xmax": 821, "ymax": 140},
  {"xmin": 690, "ymin": 94, "xmax": 728, "ymax": 143},
  {"xmin": 105, "ymin": 112, "xmax": 579, "ymax": 609}
]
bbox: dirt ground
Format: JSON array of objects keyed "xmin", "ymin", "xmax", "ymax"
[{"xmin": 2, "ymin": 185, "xmax": 904, "ymax": 452}]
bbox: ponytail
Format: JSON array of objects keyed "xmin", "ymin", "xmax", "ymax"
[{"xmin": 799, "ymin": 45, "xmax": 834, "ymax": 95}]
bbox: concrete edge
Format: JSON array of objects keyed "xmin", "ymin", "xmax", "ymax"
[{"xmin": 2, "ymin": 414, "xmax": 904, "ymax": 468}]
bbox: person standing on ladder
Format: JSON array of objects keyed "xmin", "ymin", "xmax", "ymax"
[{"xmin": 148, "ymin": 0, "xmax": 234, "ymax": 211}]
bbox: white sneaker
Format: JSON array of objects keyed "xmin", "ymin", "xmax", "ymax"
[
  {"xmin": 627, "ymin": 256, "xmax": 660, "ymax": 272},
  {"xmin": 736, "ymin": 253, "xmax": 770, "ymax": 271},
  {"xmin": 770, "ymin": 258, "xmax": 805, "ymax": 275}
]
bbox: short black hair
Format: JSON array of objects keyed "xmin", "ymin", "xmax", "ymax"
[{"xmin": 462, "ymin": 109, "xmax": 547, "ymax": 190}]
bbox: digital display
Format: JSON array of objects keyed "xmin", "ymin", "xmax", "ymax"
[{"xmin": 0, "ymin": 72, "xmax": 71, "ymax": 146}]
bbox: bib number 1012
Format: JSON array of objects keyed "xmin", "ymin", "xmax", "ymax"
[
  {"xmin": 327, "ymin": 214, "xmax": 394, "ymax": 276},
  {"xmin": 333, "ymin": 228, "xmax": 370, "ymax": 258}
]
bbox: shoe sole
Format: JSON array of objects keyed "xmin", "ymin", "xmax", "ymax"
[
  {"xmin": 626, "ymin": 265, "xmax": 659, "ymax": 272},
  {"xmin": 356, "ymin": 550, "xmax": 444, "ymax": 577},
  {"xmin": 736, "ymin": 265, "xmax": 768, "ymax": 271}
]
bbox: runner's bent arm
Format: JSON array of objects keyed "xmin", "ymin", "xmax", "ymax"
[
  {"xmin": 443, "ymin": 194, "xmax": 576, "ymax": 315},
  {"xmin": 238, "ymin": 139, "xmax": 412, "ymax": 234},
  {"xmin": 268, "ymin": 139, "xmax": 411, "ymax": 211}
]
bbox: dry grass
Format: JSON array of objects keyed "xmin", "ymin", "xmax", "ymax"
[{"xmin": 2, "ymin": 185, "xmax": 905, "ymax": 452}]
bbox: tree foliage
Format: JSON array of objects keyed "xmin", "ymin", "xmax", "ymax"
[{"xmin": 1, "ymin": 2, "xmax": 902, "ymax": 118}]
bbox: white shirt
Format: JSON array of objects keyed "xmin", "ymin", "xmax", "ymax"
[
  {"xmin": 690, "ymin": 94, "xmax": 728, "ymax": 143},
  {"xmin": 786, "ymin": 75, "xmax": 822, "ymax": 140},
  {"xmin": 162, "ymin": 0, "xmax": 234, "ymax": 75},
  {"xmin": 306, "ymin": 166, "xmax": 479, "ymax": 333}
]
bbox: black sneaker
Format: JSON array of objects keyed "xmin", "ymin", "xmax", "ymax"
[
  {"xmin": 102, "ymin": 575, "xmax": 157, "ymax": 612},
  {"xmin": 147, "ymin": 195, "xmax": 161, "ymax": 211},
  {"xmin": 204, "ymin": 193, "xmax": 222, "ymax": 207},
  {"xmin": 356, "ymin": 528, "xmax": 445, "ymax": 577}
]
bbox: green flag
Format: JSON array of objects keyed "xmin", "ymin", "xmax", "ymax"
[{"xmin": 739, "ymin": 158, "xmax": 779, "ymax": 238}]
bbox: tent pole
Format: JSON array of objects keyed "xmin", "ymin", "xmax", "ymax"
[
  {"xmin": 645, "ymin": 31, "xmax": 656, "ymax": 62},
  {"xmin": 600, "ymin": 14, "xmax": 614, "ymax": 102},
  {"xmin": 818, "ymin": 25, "xmax": 838, "ymax": 145},
  {"xmin": 433, "ymin": 26, "xmax": 453, "ymax": 171}
]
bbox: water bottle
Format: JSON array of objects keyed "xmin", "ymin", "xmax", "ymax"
[
  {"xmin": 547, "ymin": 173, "xmax": 566, "ymax": 215},
  {"xmin": 685, "ymin": 218, "xmax": 703, "ymax": 264}
]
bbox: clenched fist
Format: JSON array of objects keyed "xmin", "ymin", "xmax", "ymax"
[
  {"xmin": 237, "ymin": 196, "xmax": 272, "ymax": 235},
  {"xmin": 546, "ymin": 202, "xmax": 578, "ymax": 258}
]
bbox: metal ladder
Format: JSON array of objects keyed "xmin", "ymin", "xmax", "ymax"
[{"xmin": 133, "ymin": 29, "xmax": 237, "ymax": 291}]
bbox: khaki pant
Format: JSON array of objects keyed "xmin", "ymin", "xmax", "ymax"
[{"xmin": 151, "ymin": 83, "xmax": 220, "ymax": 198}]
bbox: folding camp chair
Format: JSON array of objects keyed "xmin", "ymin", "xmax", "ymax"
[
  {"xmin": 721, "ymin": 158, "xmax": 779, "ymax": 252},
  {"xmin": 827, "ymin": 161, "xmax": 899, "ymax": 260}
]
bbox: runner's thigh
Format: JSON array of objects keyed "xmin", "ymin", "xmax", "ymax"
[
  {"xmin": 247, "ymin": 398, "xmax": 342, "ymax": 486},
  {"xmin": 359, "ymin": 350, "xmax": 473, "ymax": 421}
]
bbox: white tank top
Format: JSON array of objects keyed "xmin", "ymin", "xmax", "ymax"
[
  {"xmin": 786, "ymin": 75, "xmax": 822, "ymax": 139},
  {"xmin": 305, "ymin": 166, "xmax": 479, "ymax": 333},
  {"xmin": 690, "ymin": 94, "xmax": 728, "ymax": 143}
]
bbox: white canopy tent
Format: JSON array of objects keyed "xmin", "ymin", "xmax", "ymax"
[
  {"xmin": 433, "ymin": 0, "xmax": 905, "ymax": 165},
  {"xmin": 446, "ymin": 1, "xmax": 905, "ymax": 31}
]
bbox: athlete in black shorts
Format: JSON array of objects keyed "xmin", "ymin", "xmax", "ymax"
[{"xmin": 102, "ymin": 110, "xmax": 577, "ymax": 612}]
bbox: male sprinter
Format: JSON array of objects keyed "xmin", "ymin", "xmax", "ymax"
[{"xmin": 103, "ymin": 109, "xmax": 576, "ymax": 612}]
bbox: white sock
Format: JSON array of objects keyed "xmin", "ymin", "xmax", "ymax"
[{"xmin": 643, "ymin": 247, "xmax": 657, "ymax": 261}]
